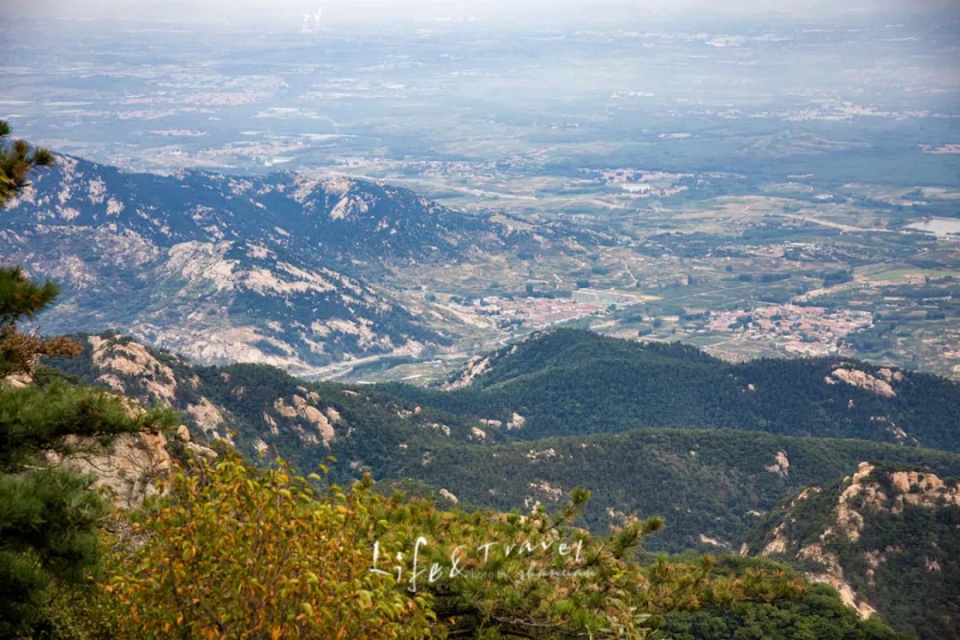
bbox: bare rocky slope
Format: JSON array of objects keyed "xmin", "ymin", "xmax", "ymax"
[
  {"xmin": 3, "ymin": 368, "xmax": 216, "ymax": 511},
  {"xmin": 49, "ymin": 332, "xmax": 491, "ymax": 478},
  {"xmin": 0, "ymin": 155, "xmax": 556, "ymax": 372}
]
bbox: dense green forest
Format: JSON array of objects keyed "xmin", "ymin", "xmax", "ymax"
[
  {"xmin": 51, "ymin": 331, "xmax": 960, "ymax": 554},
  {"xmin": 386, "ymin": 428, "xmax": 960, "ymax": 551},
  {"xmin": 382, "ymin": 329, "xmax": 960, "ymax": 452},
  {"xmin": 661, "ymin": 581, "xmax": 910, "ymax": 640},
  {"xmin": 658, "ymin": 556, "xmax": 911, "ymax": 640}
]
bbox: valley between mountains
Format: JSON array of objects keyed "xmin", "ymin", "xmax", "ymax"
[{"xmin": 4, "ymin": 7, "xmax": 960, "ymax": 637}]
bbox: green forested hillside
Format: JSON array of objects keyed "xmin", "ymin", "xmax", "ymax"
[
  {"xmin": 50, "ymin": 332, "xmax": 960, "ymax": 554},
  {"xmin": 383, "ymin": 329, "xmax": 960, "ymax": 451},
  {"xmin": 94, "ymin": 450, "xmax": 907, "ymax": 640},
  {"xmin": 659, "ymin": 557, "xmax": 910, "ymax": 640},
  {"xmin": 45, "ymin": 327, "xmax": 960, "ymax": 637},
  {"xmin": 386, "ymin": 428, "xmax": 960, "ymax": 552}
]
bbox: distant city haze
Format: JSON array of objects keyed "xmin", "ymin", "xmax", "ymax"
[{"xmin": 9, "ymin": 0, "xmax": 959, "ymax": 28}]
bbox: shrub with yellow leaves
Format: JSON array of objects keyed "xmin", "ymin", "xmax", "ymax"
[{"xmin": 105, "ymin": 453, "xmax": 436, "ymax": 639}]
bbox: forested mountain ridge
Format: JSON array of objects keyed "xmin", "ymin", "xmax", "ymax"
[
  {"xmin": 44, "ymin": 329, "xmax": 960, "ymax": 636},
  {"xmin": 745, "ymin": 462, "xmax": 960, "ymax": 640},
  {"xmin": 51, "ymin": 332, "xmax": 960, "ymax": 553},
  {"xmin": 385, "ymin": 328, "xmax": 960, "ymax": 452},
  {"xmin": 5, "ymin": 319, "xmax": 916, "ymax": 638}
]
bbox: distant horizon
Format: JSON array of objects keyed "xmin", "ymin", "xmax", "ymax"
[{"xmin": 6, "ymin": 0, "xmax": 959, "ymax": 31}]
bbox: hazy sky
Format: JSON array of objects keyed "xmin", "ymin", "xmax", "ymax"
[{"xmin": 10, "ymin": 0, "xmax": 959, "ymax": 27}]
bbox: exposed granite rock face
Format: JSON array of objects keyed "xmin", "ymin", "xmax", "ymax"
[
  {"xmin": 186, "ymin": 398, "xmax": 226, "ymax": 435},
  {"xmin": 175, "ymin": 423, "xmax": 221, "ymax": 462},
  {"xmin": 46, "ymin": 426, "xmax": 217, "ymax": 509},
  {"xmin": 765, "ymin": 450, "xmax": 790, "ymax": 478},
  {"xmin": 750, "ymin": 461, "xmax": 960, "ymax": 625},
  {"xmin": 47, "ymin": 432, "xmax": 174, "ymax": 509},
  {"xmin": 272, "ymin": 394, "xmax": 336, "ymax": 446},
  {"xmin": 829, "ymin": 367, "xmax": 897, "ymax": 398},
  {"xmin": 89, "ymin": 335, "xmax": 178, "ymax": 405},
  {"xmin": 438, "ymin": 488, "xmax": 459, "ymax": 504},
  {"xmin": 2, "ymin": 373, "xmax": 32, "ymax": 388},
  {"xmin": 444, "ymin": 355, "xmax": 492, "ymax": 390},
  {"xmin": 799, "ymin": 541, "xmax": 878, "ymax": 619}
]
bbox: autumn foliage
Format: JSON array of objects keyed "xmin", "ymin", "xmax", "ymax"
[
  {"xmin": 106, "ymin": 455, "xmax": 436, "ymax": 639},
  {"xmin": 103, "ymin": 451, "xmax": 805, "ymax": 639}
]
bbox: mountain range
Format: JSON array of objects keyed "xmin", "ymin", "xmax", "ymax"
[
  {"xmin": 50, "ymin": 330, "xmax": 960, "ymax": 534},
  {"xmin": 1, "ymin": 155, "xmax": 566, "ymax": 372}
]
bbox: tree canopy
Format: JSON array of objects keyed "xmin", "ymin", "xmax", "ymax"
[
  {"xmin": 0, "ymin": 119, "xmax": 54, "ymax": 207},
  {"xmin": 0, "ymin": 136, "xmax": 174, "ymax": 636}
]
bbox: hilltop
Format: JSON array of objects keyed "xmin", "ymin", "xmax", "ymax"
[{"xmin": 385, "ymin": 328, "xmax": 960, "ymax": 452}]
